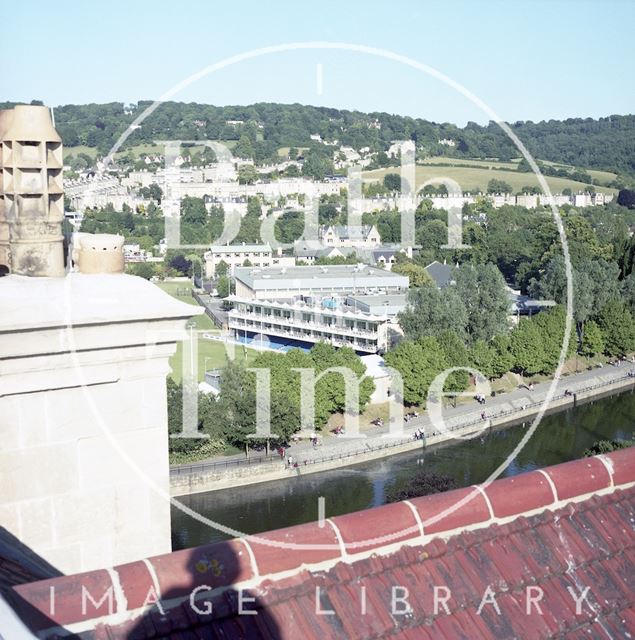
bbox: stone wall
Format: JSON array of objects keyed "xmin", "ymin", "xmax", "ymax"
[{"xmin": 0, "ymin": 273, "xmax": 201, "ymax": 574}]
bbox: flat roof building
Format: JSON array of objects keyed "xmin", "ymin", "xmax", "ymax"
[
  {"xmin": 234, "ymin": 264, "xmax": 409, "ymax": 300},
  {"xmin": 345, "ymin": 293, "xmax": 408, "ymax": 317},
  {"xmin": 228, "ymin": 264, "xmax": 409, "ymax": 353}
]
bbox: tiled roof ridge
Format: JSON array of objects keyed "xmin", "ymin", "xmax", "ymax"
[
  {"xmin": 258, "ymin": 486, "xmax": 635, "ymax": 605},
  {"xmin": 10, "ymin": 448, "xmax": 635, "ymax": 636},
  {"xmin": 246, "ymin": 489, "xmax": 635, "ymax": 639}
]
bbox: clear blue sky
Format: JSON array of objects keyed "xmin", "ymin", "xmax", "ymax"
[{"xmin": 4, "ymin": 0, "xmax": 634, "ymax": 125}]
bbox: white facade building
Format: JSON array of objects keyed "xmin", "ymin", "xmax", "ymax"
[
  {"xmin": 319, "ymin": 224, "xmax": 381, "ymax": 248},
  {"xmin": 204, "ymin": 243, "xmax": 295, "ymax": 277},
  {"xmin": 228, "ymin": 264, "xmax": 409, "ymax": 353}
]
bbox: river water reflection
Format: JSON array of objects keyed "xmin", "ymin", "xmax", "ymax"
[{"xmin": 172, "ymin": 389, "xmax": 635, "ymax": 550}]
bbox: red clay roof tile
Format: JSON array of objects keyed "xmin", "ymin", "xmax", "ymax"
[
  {"xmin": 247, "ymin": 521, "xmax": 340, "ymax": 575},
  {"xmin": 10, "ymin": 450, "xmax": 635, "ymax": 639},
  {"xmin": 410, "ymin": 486, "xmax": 491, "ymax": 534},
  {"xmin": 603, "ymin": 448, "xmax": 635, "ymax": 485},
  {"xmin": 330, "ymin": 501, "xmax": 420, "ymax": 554},
  {"xmin": 543, "ymin": 456, "xmax": 611, "ymax": 500},
  {"xmin": 483, "ymin": 470, "xmax": 554, "ymax": 518}
]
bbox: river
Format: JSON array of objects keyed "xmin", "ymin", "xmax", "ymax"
[{"xmin": 171, "ymin": 389, "xmax": 635, "ymax": 550}]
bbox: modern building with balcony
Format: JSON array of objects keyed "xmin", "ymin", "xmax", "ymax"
[{"xmin": 227, "ymin": 264, "xmax": 409, "ymax": 353}]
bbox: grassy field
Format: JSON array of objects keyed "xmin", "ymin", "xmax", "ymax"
[
  {"xmin": 155, "ymin": 281, "xmax": 258, "ymax": 382},
  {"xmin": 420, "ymin": 157, "xmax": 618, "ymax": 185},
  {"xmin": 277, "ymin": 146, "xmax": 310, "ymax": 157},
  {"xmin": 364, "ymin": 164, "xmax": 617, "ymax": 195},
  {"xmin": 538, "ymin": 159, "xmax": 618, "ymax": 186},
  {"xmin": 420, "ymin": 156, "xmax": 520, "ymax": 171}
]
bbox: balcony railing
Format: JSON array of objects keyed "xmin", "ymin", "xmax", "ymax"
[
  {"xmin": 228, "ymin": 318, "xmax": 379, "ymax": 351},
  {"xmin": 229, "ymin": 310, "xmax": 379, "ymax": 338}
]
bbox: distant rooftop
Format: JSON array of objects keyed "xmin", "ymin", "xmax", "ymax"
[
  {"xmin": 346, "ymin": 293, "xmax": 408, "ymax": 308},
  {"xmin": 234, "ymin": 264, "xmax": 409, "ymax": 291},
  {"xmin": 322, "ymin": 224, "xmax": 375, "ymax": 239},
  {"xmin": 424, "ymin": 260, "xmax": 455, "ymax": 288},
  {"xmin": 209, "ymin": 243, "xmax": 271, "ymax": 253}
]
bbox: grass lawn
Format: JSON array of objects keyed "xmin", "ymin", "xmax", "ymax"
[
  {"xmin": 155, "ymin": 280, "xmax": 258, "ymax": 382},
  {"xmin": 364, "ymin": 164, "xmax": 617, "ymax": 195},
  {"xmin": 155, "ymin": 281, "xmax": 201, "ymax": 306},
  {"xmin": 170, "ymin": 337, "xmax": 259, "ymax": 383}
]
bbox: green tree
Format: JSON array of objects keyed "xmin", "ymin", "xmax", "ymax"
[
  {"xmin": 399, "ymin": 285, "xmax": 468, "ymax": 342},
  {"xmin": 216, "ymin": 260, "xmax": 229, "ymax": 277},
  {"xmin": 180, "ymin": 196, "xmax": 207, "ymax": 226},
  {"xmin": 469, "ymin": 339, "xmax": 495, "ymax": 379},
  {"xmin": 416, "ymin": 219, "xmax": 447, "ymax": 255},
  {"xmin": 216, "ymin": 275, "xmax": 230, "ymax": 298},
  {"xmin": 622, "ymin": 271, "xmax": 635, "ymax": 313},
  {"xmin": 384, "ymin": 336, "xmax": 447, "ymax": 406},
  {"xmin": 217, "ymin": 361, "xmax": 257, "ymax": 455},
  {"xmin": 234, "ymin": 135, "xmax": 255, "ymax": 159},
  {"xmin": 580, "ymin": 320, "xmax": 605, "ymax": 357},
  {"xmin": 584, "ymin": 439, "xmax": 633, "ymax": 457},
  {"xmin": 532, "ymin": 305, "xmax": 574, "ymax": 373},
  {"xmin": 275, "ymin": 210, "xmax": 305, "ymax": 243},
  {"xmin": 487, "ymin": 178, "xmax": 512, "ymax": 193},
  {"xmin": 238, "ymin": 164, "xmax": 258, "ymax": 185},
  {"xmin": 311, "ymin": 344, "xmax": 374, "ymax": 425},
  {"xmin": 490, "ymin": 335, "xmax": 514, "ymax": 378},
  {"xmin": 302, "ymin": 148, "xmax": 333, "ymax": 180},
  {"xmin": 166, "ymin": 379, "xmax": 226, "ymax": 460},
  {"xmin": 617, "ymin": 189, "xmax": 635, "ymax": 209},
  {"xmin": 437, "ymin": 331, "xmax": 470, "ymax": 401},
  {"xmin": 383, "ymin": 173, "xmax": 402, "ymax": 192},
  {"xmin": 597, "ymin": 299, "xmax": 635, "ymax": 356},
  {"xmin": 455, "ymin": 263, "xmax": 510, "ymax": 342},
  {"xmin": 510, "ymin": 318, "xmax": 546, "ymax": 376},
  {"xmin": 127, "ymin": 262, "xmax": 154, "ymax": 280},
  {"xmin": 391, "ymin": 261, "xmax": 433, "ymax": 286}
]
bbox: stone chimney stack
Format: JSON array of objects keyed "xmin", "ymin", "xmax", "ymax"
[
  {"xmin": 0, "ymin": 103, "xmax": 203, "ymax": 575},
  {"xmin": 0, "ymin": 104, "xmax": 65, "ymax": 277},
  {"xmin": 0, "ymin": 108, "xmax": 14, "ymax": 273}
]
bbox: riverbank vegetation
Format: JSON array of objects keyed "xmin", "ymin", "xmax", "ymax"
[{"xmin": 168, "ymin": 343, "xmax": 374, "ymax": 464}]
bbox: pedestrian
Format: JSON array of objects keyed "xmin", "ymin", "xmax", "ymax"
[
  {"xmin": 481, "ymin": 411, "xmax": 487, "ymax": 421},
  {"xmin": 287, "ymin": 455, "xmax": 293, "ymax": 468}
]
